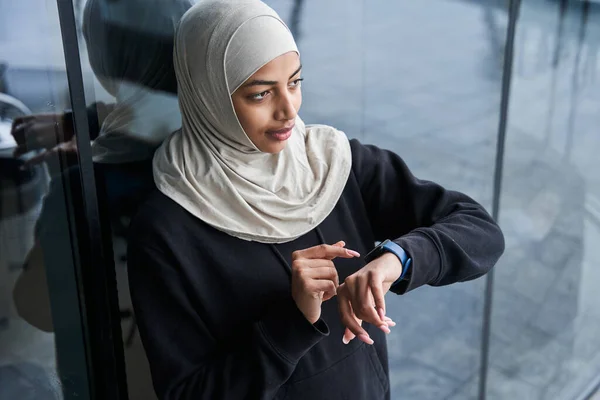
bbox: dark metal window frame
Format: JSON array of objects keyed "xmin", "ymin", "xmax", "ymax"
[{"xmin": 56, "ymin": 0, "xmax": 129, "ymax": 398}]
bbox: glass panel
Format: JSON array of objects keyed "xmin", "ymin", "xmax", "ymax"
[
  {"xmin": 489, "ymin": 1, "xmax": 600, "ymax": 399},
  {"xmin": 0, "ymin": 0, "xmax": 92, "ymax": 399}
]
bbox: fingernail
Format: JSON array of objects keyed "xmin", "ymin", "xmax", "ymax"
[
  {"xmin": 386, "ymin": 320, "xmax": 397, "ymax": 327},
  {"xmin": 342, "ymin": 336, "xmax": 350, "ymax": 345},
  {"xmin": 346, "ymin": 249, "xmax": 360, "ymax": 257},
  {"xmin": 379, "ymin": 324, "xmax": 391, "ymax": 334},
  {"xmin": 378, "ymin": 307, "xmax": 386, "ymax": 321},
  {"xmin": 358, "ymin": 334, "xmax": 374, "ymax": 345}
]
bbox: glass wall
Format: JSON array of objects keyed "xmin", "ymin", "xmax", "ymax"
[
  {"xmin": 2, "ymin": 0, "xmax": 600, "ymax": 399},
  {"xmin": 0, "ymin": 0, "xmax": 92, "ymax": 398},
  {"xmin": 488, "ymin": 1, "xmax": 600, "ymax": 399},
  {"xmin": 1, "ymin": 0, "xmax": 127, "ymax": 398}
]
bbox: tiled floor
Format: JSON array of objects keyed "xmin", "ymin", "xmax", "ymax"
[{"xmin": 1, "ymin": 0, "xmax": 600, "ymax": 399}]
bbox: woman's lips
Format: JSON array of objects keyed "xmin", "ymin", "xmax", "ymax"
[{"xmin": 266, "ymin": 124, "xmax": 294, "ymax": 141}]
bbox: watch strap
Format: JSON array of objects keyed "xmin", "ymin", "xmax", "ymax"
[
  {"xmin": 365, "ymin": 240, "xmax": 412, "ymax": 289},
  {"xmin": 380, "ymin": 240, "xmax": 412, "ymax": 286}
]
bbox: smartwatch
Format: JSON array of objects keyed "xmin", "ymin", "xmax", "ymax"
[{"xmin": 364, "ymin": 239, "xmax": 412, "ymax": 292}]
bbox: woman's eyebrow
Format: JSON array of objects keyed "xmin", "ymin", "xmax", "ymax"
[
  {"xmin": 289, "ymin": 64, "xmax": 302, "ymax": 79},
  {"xmin": 243, "ymin": 64, "xmax": 302, "ymax": 88},
  {"xmin": 244, "ymin": 79, "xmax": 277, "ymax": 87}
]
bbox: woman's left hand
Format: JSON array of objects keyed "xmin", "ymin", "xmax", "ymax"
[{"xmin": 337, "ymin": 253, "xmax": 403, "ymax": 345}]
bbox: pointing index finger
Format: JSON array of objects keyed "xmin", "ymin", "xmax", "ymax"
[{"xmin": 303, "ymin": 244, "xmax": 360, "ymax": 260}]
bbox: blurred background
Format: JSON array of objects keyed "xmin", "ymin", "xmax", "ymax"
[{"xmin": 1, "ymin": 0, "xmax": 599, "ymax": 399}]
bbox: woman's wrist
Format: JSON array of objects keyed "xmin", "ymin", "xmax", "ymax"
[{"xmin": 380, "ymin": 252, "xmax": 403, "ymax": 284}]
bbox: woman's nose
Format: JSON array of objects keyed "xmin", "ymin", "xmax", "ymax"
[{"xmin": 275, "ymin": 92, "xmax": 297, "ymax": 121}]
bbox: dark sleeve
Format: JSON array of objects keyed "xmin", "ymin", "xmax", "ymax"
[
  {"xmin": 127, "ymin": 232, "xmax": 328, "ymax": 400},
  {"xmin": 350, "ymin": 139, "xmax": 505, "ymax": 294}
]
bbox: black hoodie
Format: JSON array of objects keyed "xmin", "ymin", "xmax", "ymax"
[{"xmin": 127, "ymin": 139, "xmax": 505, "ymax": 399}]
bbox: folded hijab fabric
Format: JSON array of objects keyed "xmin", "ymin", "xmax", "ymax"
[
  {"xmin": 82, "ymin": 0, "xmax": 193, "ymax": 163},
  {"xmin": 153, "ymin": 0, "xmax": 352, "ymax": 244}
]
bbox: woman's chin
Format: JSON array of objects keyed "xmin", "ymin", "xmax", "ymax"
[
  {"xmin": 266, "ymin": 143, "xmax": 287, "ymax": 154},
  {"xmin": 258, "ymin": 139, "xmax": 289, "ymax": 154}
]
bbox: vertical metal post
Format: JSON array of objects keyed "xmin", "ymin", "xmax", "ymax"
[
  {"xmin": 478, "ymin": 0, "xmax": 521, "ymax": 398},
  {"xmin": 55, "ymin": 0, "xmax": 128, "ymax": 398},
  {"xmin": 564, "ymin": 1, "xmax": 589, "ymax": 163}
]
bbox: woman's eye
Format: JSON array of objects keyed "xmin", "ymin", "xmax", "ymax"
[
  {"xmin": 250, "ymin": 91, "xmax": 269, "ymax": 101},
  {"xmin": 289, "ymin": 78, "xmax": 303, "ymax": 88}
]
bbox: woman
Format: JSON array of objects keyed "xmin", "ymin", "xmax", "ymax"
[{"xmin": 127, "ymin": 1, "xmax": 505, "ymax": 399}]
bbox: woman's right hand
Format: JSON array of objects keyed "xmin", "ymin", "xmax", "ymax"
[
  {"xmin": 291, "ymin": 242, "xmax": 360, "ymax": 324},
  {"xmin": 11, "ymin": 113, "xmax": 74, "ymax": 156},
  {"xmin": 11, "ymin": 113, "xmax": 79, "ymax": 168}
]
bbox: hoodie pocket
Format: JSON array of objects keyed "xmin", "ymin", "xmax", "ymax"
[
  {"xmin": 282, "ymin": 343, "xmax": 389, "ymax": 400},
  {"xmin": 364, "ymin": 343, "xmax": 389, "ymax": 394}
]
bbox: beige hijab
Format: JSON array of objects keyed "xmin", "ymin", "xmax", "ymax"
[{"xmin": 153, "ymin": 0, "xmax": 352, "ymax": 243}]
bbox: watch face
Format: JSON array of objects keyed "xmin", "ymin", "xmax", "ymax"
[{"xmin": 365, "ymin": 244, "xmax": 384, "ymax": 263}]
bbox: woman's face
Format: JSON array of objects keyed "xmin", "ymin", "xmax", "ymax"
[{"xmin": 232, "ymin": 52, "xmax": 302, "ymax": 154}]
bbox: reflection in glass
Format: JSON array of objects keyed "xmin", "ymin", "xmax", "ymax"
[
  {"xmin": 0, "ymin": 0, "xmax": 90, "ymax": 398},
  {"xmin": 490, "ymin": 1, "xmax": 600, "ymax": 399},
  {"xmin": 76, "ymin": 0, "xmax": 192, "ymax": 398}
]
